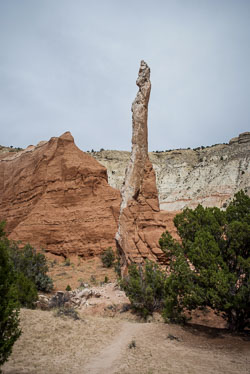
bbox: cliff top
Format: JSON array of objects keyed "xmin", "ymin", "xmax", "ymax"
[{"xmin": 1, "ymin": 131, "xmax": 249, "ymax": 160}]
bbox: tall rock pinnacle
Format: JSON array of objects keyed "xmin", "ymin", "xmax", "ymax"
[
  {"xmin": 120, "ymin": 60, "xmax": 151, "ymax": 211},
  {"xmin": 116, "ymin": 61, "xmax": 167, "ymax": 273}
]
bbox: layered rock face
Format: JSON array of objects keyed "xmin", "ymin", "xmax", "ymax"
[
  {"xmin": 151, "ymin": 133, "xmax": 250, "ymax": 210},
  {"xmin": 0, "ymin": 132, "xmax": 121, "ymax": 257},
  {"xmin": 116, "ymin": 61, "xmax": 172, "ymax": 270},
  {"xmin": 93, "ymin": 132, "xmax": 250, "ymax": 210}
]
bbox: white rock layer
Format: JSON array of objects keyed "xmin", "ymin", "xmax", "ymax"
[{"xmin": 93, "ymin": 132, "xmax": 250, "ymax": 210}]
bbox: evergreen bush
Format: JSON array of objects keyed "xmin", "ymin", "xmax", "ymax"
[
  {"xmin": 0, "ymin": 223, "xmax": 21, "ymax": 369},
  {"xmin": 14, "ymin": 272, "xmax": 37, "ymax": 308},
  {"xmin": 121, "ymin": 191, "xmax": 249, "ymax": 331},
  {"xmin": 160, "ymin": 190, "xmax": 250, "ymax": 331},
  {"xmin": 8, "ymin": 242, "xmax": 53, "ymax": 293},
  {"xmin": 101, "ymin": 247, "xmax": 115, "ymax": 268},
  {"xmin": 121, "ymin": 261, "xmax": 166, "ymax": 318}
]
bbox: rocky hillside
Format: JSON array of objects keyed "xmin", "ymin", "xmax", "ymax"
[
  {"xmin": 0, "ymin": 131, "xmax": 249, "ymax": 260},
  {"xmin": 0, "ymin": 132, "xmax": 121, "ymax": 257},
  {"xmin": 93, "ymin": 132, "xmax": 250, "ymax": 211},
  {"xmin": 0, "ymin": 131, "xmax": 177, "ymax": 261}
]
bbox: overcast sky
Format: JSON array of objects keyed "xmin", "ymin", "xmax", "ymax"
[{"xmin": 0, "ymin": 0, "xmax": 249, "ymax": 152}]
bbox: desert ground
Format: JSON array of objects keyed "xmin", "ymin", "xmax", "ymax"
[{"xmin": 2, "ymin": 258, "xmax": 250, "ymax": 374}]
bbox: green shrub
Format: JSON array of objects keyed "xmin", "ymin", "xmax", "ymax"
[
  {"xmin": 121, "ymin": 261, "xmax": 166, "ymax": 319},
  {"xmin": 8, "ymin": 242, "xmax": 53, "ymax": 293},
  {"xmin": 101, "ymin": 247, "xmax": 115, "ymax": 268},
  {"xmin": 65, "ymin": 285, "xmax": 71, "ymax": 291},
  {"xmin": 64, "ymin": 258, "xmax": 70, "ymax": 267},
  {"xmin": 104, "ymin": 276, "xmax": 109, "ymax": 283},
  {"xmin": 0, "ymin": 224, "xmax": 21, "ymax": 369},
  {"xmin": 15, "ymin": 272, "xmax": 38, "ymax": 308},
  {"xmin": 0, "ymin": 221, "xmax": 53, "ymax": 311},
  {"xmin": 160, "ymin": 190, "xmax": 250, "ymax": 331}
]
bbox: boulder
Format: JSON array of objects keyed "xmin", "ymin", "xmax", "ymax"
[{"xmin": 77, "ymin": 289, "xmax": 92, "ymax": 299}]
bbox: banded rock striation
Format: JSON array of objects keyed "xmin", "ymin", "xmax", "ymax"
[
  {"xmin": 93, "ymin": 132, "xmax": 250, "ymax": 211},
  {"xmin": 116, "ymin": 61, "xmax": 173, "ymax": 270},
  {"xmin": 0, "ymin": 132, "xmax": 121, "ymax": 257}
]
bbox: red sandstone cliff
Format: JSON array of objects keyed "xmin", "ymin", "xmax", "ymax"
[{"xmin": 0, "ymin": 132, "xmax": 121, "ymax": 257}]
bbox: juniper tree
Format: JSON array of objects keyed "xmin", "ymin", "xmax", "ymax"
[
  {"xmin": 160, "ymin": 191, "xmax": 250, "ymax": 331},
  {"xmin": 0, "ymin": 222, "xmax": 21, "ymax": 369}
]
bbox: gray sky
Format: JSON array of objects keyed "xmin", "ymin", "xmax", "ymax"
[{"xmin": 0, "ymin": 0, "xmax": 250, "ymax": 151}]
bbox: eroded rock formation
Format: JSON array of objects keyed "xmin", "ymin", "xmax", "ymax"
[
  {"xmin": 116, "ymin": 61, "xmax": 172, "ymax": 270},
  {"xmin": 1, "ymin": 61, "xmax": 247, "ymax": 266},
  {"xmin": 0, "ymin": 132, "xmax": 121, "ymax": 257}
]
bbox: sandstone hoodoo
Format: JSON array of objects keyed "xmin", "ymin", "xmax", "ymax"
[
  {"xmin": 0, "ymin": 132, "xmax": 121, "ymax": 258},
  {"xmin": 116, "ymin": 61, "xmax": 172, "ymax": 271}
]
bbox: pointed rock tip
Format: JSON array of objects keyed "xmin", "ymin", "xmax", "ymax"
[
  {"xmin": 137, "ymin": 60, "xmax": 150, "ymax": 87},
  {"xmin": 59, "ymin": 131, "xmax": 74, "ymax": 142},
  {"xmin": 140, "ymin": 60, "xmax": 149, "ymax": 68},
  {"xmin": 139, "ymin": 60, "xmax": 150, "ymax": 72}
]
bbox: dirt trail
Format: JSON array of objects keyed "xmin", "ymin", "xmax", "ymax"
[
  {"xmin": 3, "ymin": 309, "xmax": 250, "ymax": 374},
  {"xmin": 84, "ymin": 322, "xmax": 143, "ymax": 374}
]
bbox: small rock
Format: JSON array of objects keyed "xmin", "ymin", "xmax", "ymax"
[
  {"xmin": 80, "ymin": 299, "xmax": 86, "ymax": 307},
  {"xmin": 56, "ymin": 291, "xmax": 64, "ymax": 296},
  {"xmin": 38, "ymin": 294, "xmax": 49, "ymax": 303},
  {"xmin": 167, "ymin": 334, "xmax": 180, "ymax": 341},
  {"xmin": 92, "ymin": 291, "xmax": 101, "ymax": 298},
  {"xmin": 71, "ymin": 298, "xmax": 81, "ymax": 306},
  {"xmin": 36, "ymin": 301, "xmax": 50, "ymax": 311},
  {"xmin": 77, "ymin": 289, "xmax": 92, "ymax": 299}
]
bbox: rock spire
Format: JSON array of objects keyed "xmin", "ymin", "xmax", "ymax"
[
  {"xmin": 120, "ymin": 60, "xmax": 151, "ymax": 210},
  {"xmin": 116, "ymin": 61, "xmax": 168, "ymax": 273}
]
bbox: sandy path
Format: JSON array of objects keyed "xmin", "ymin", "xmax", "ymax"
[
  {"xmin": 3, "ymin": 309, "xmax": 249, "ymax": 374},
  {"xmin": 84, "ymin": 322, "xmax": 143, "ymax": 374}
]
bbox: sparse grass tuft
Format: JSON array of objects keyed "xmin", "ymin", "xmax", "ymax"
[
  {"xmin": 128, "ymin": 340, "xmax": 136, "ymax": 349},
  {"xmin": 55, "ymin": 306, "xmax": 80, "ymax": 320},
  {"xmin": 64, "ymin": 258, "xmax": 71, "ymax": 266},
  {"xmin": 90, "ymin": 275, "xmax": 97, "ymax": 285},
  {"xmin": 104, "ymin": 275, "xmax": 109, "ymax": 283}
]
